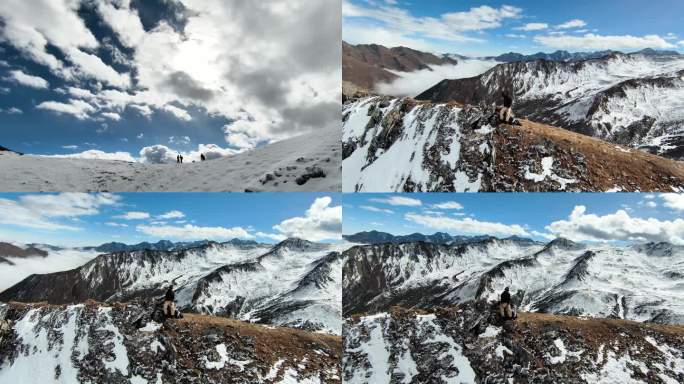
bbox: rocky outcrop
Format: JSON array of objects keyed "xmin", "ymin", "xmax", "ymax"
[
  {"xmin": 0, "ymin": 301, "xmax": 341, "ymax": 383},
  {"xmin": 343, "ymin": 301, "xmax": 684, "ymax": 383},
  {"xmin": 342, "ymin": 96, "xmax": 684, "ymax": 191}
]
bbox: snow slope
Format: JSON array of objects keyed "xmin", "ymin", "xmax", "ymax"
[
  {"xmin": 343, "ymin": 302, "xmax": 684, "ymax": 383},
  {"xmin": 0, "ymin": 302, "xmax": 341, "ymax": 383},
  {"xmin": 343, "ymin": 238, "xmax": 684, "ymax": 324},
  {"xmin": 0, "ymin": 127, "xmax": 340, "ymax": 192}
]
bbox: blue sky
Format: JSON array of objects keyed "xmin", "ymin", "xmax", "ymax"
[
  {"xmin": 343, "ymin": 0, "xmax": 684, "ymax": 56},
  {"xmin": 343, "ymin": 193, "xmax": 684, "ymax": 245},
  {"xmin": 0, "ymin": 193, "xmax": 342, "ymax": 247},
  {"xmin": 0, "ymin": 0, "xmax": 339, "ymax": 160}
]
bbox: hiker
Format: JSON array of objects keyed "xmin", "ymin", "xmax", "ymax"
[
  {"xmin": 179, "ymin": 154, "xmax": 184, "ymax": 164},
  {"xmin": 500, "ymin": 287, "xmax": 513, "ymax": 319},
  {"xmin": 163, "ymin": 284, "xmax": 176, "ymax": 318},
  {"xmin": 176, "ymin": 154, "xmax": 180, "ymax": 164},
  {"xmin": 200, "ymin": 153, "xmax": 206, "ymax": 161},
  {"xmin": 499, "ymin": 91, "xmax": 513, "ymax": 123}
]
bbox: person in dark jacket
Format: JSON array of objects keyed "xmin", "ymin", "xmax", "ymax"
[
  {"xmin": 163, "ymin": 284, "xmax": 176, "ymax": 317},
  {"xmin": 499, "ymin": 91, "xmax": 514, "ymax": 123},
  {"xmin": 200, "ymin": 153, "xmax": 206, "ymax": 161},
  {"xmin": 499, "ymin": 287, "xmax": 513, "ymax": 319}
]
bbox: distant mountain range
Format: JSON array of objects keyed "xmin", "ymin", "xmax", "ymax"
[
  {"xmin": 343, "ymin": 230, "xmax": 535, "ymax": 245},
  {"xmin": 484, "ymin": 48, "xmax": 680, "ymax": 63},
  {"xmin": 82, "ymin": 238, "xmax": 258, "ymax": 253}
]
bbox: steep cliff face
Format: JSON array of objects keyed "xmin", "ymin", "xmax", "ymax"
[
  {"xmin": 342, "ymin": 238, "xmax": 684, "ymax": 325},
  {"xmin": 343, "ymin": 302, "xmax": 684, "ymax": 384},
  {"xmin": 0, "ymin": 301, "xmax": 341, "ymax": 384},
  {"xmin": 416, "ymin": 54, "xmax": 684, "ymax": 159},
  {"xmin": 0, "ymin": 239, "xmax": 346, "ymax": 334},
  {"xmin": 342, "ymin": 96, "xmax": 684, "ymax": 192}
]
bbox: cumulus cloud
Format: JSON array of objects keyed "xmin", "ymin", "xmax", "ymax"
[
  {"xmin": 0, "ymin": 193, "xmax": 119, "ymax": 231},
  {"xmin": 5, "ymin": 70, "xmax": 49, "ymax": 89},
  {"xmin": 114, "ymin": 211, "xmax": 150, "ymax": 220},
  {"xmin": 136, "ymin": 224, "xmax": 253, "ymax": 240},
  {"xmin": 256, "ymin": 231, "xmax": 288, "ymax": 242},
  {"xmin": 661, "ymin": 194, "xmax": 684, "ymax": 211},
  {"xmin": 376, "ymin": 60, "xmax": 498, "ymax": 97},
  {"xmin": 535, "ymin": 33, "xmax": 675, "ymax": 50},
  {"xmin": 102, "ymin": 112, "xmax": 121, "ymax": 121},
  {"xmin": 43, "ymin": 150, "xmax": 136, "ymax": 162},
  {"xmin": 139, "ymin": 143, "xmax": 238, "ymax": 164},
  {"xmin": 139, "ymin": 145, "xmax": 178, "ymax": 164},
  {"xmin": 556, "ymin": 19, "xmax": 587, "ymax": 29},
  {"xmin": 36, "ymin": 99, "xmax": 96, "ymax": 120},
  {"xmin": 405, "ymin": 213, "xmax": 530, "ymax": 237},
  {"xmin": 273, "ymin": 196, "xmax": 342, "ymax": 241},
  {"xmin": 514, "ymin": 23, "xmax": 548, "ymax": 31},
  {"xmin": 0, "ymin": 0, "xmax": 341, "ymax": 148},
  {"xmin": 546, "ymin": 206, "xmax": 684, "ymax": 245},
  {"xmin": 369, "ymin": 196, "xmax": 422, "ymax": 206}
]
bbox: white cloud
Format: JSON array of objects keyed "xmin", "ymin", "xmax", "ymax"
[
  {"xmin": 36, "ymin": 99, "xmax": 96, "ymax": 120},
  {"xmin": 130, "ymin": 104, "xmax": 153, "ymax": 118},
  {"xmin": 343, "ymin": 1, "xmax": 522, "ymax": 49},
  {"xmin": 0, "ymin": 193, "xmax": 119, "ymax": 231},
  {"xmin": 5, "ymin": 70, "xmax": 49, "ymax": 89},
  {"xmin": 375, "ymin": 60, "xmax": 497, "ymax": 97},
  {"xmin": 273, "ymin": 196, "xmax": 341, "ymax": 241},
  {"xmin": 432, "ymin": 201, "xmax": 464, "ymax": 210},
  {"xmin": 661, "ymin": 194, "xmax": 684, "ymax": 211},
  {"xmin": 546, "ymin": 206, "xmax": 684, "ymax": 245},
  {"xmin": 157, "ymin": 210, "xmax": 185, "ymax": 219},
  {"xmin": 102, "ymin": 112, "xmax": 121, "ymax": 121},
  {"xmin": 43, "ymin": 150, "xmax": 136, "ymax": 162},
  {"xmin": 645, "ymin": 201, "xmax": 658, "ymax": 208},
  {"xmin": 139, "ymin": 145, "xmax": 178, "ymax": 164},
  {"xmin": 370, "ymin": 196, "xmax": 422, "ymax": 206},
  {"xmin": 105, "ymin": 222, "xmax": 128, "ymax": 227},
  {"xmin": 137, "ymin": 224, "xmax": 253, "ymax": 240},
  {"xmin": 169, "ymin": 136, "xmax": 191, "ymax": 145},
  {"xmin": 360, "ymin": 205, "xmax": 394, "ymax": 214},
  {"xmin": 515, "ymin": 23, "xmax": 548, "ymax": 31},
  {"xmin": 139, "ymin": 143, "xmax": 237, "ymax": 164},
  {"xmin": 556, "ymin": 19, "xmax": 587, "ymax": 29},
  {"xmin": 0, "ymin": 107, "xmax": 23, "ymax": 114},
  {"xmin": 163, "ymin": 104, "xmax": 192, "ymax": 121},
  {"xmin": 256, "ymin": 231, "xmax": 288, "ymax": 242},
  {"xmin": 405, "ymin": 212, "xmax": 529, "ymax": 237},
  {"xmin": 505, "ymin": 34, "xmax": 527, "ymax": 39},
  {"xmin": 535, "ymin": 33, "xmax": 675, "ymax": 50},
  {"xmin": 94, "ymin": 0, "xmax": 146, "ymax": 48},
  {"xmin": 63, "ymin": 47, "xmax": 131, "ymax": 88},
  {"xmin": 114, "ymin": 211, "xmax": 150, "ymax": 220}
]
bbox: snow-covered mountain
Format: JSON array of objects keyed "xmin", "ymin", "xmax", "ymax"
[
  {"xmin": 342, "ymin": 96, "xmax": 684, "ymax": 192},
  {"xmin": 416, "ymin": 53, "xmax": 684, "ymax": 159},
  {"xmin": 1, "ymin": 239, "xmax": 346, "ymax": 334},
  {"xmin": 343, "ymin": 231, "xmax": 520, "ymax": 245},
  {"xmin": 0, "ymin": 125, "xmax": 340, "ymax": 192},
  {"xmin": 343, "ymin": 301, "xmax": 684, "ymax": 383},
  {"xmin": 342, "ymin": 237, "xmax": 684, "ymax": 325},
  {"xmin": 0, "ymin": 301, "xmax": 341, "ymax": 384}
]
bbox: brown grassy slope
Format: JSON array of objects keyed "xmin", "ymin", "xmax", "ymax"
[{"xmin": 495, "ymin": 118, "xmax": 684, "ymax": 191}]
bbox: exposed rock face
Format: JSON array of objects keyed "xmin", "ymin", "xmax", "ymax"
[
  {"xmin": 416, "ymin": 54, "xmax": 684, "ymax": 159},
  {"xmin": 342, "ymin": 238, "xmax": 684, "ymax": 324},
  {"xmin": 0, "ymin": 301, "xmax": 341, "ymax": 383},
  {"xmin": 342, "ymin": 231, "xmax": 501, "ymax": 245},
  {"xmin": 0, "ymin": 239, "xmax": 346, "ymax": 334},
  {"xmin": 343, "ymin": 301, "xmax": 684, "ymax": 384},
  {"xmin": 342, "ymin": 96, "xmax": 684, "ymax": 192}
]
